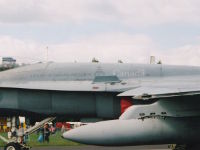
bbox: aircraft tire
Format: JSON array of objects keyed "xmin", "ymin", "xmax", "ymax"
[
  {"xmin": 172, "ymin": 144, "xmax": 186, "ymax": 150},
  {"xmin": 172, "ymin": 144, "xmax": 200, "ymax": 150},
  {"xmin": 4, "ymin": 142, "xmax": 21, "ymax": 150}
]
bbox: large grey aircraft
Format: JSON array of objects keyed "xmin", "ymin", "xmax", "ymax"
[
  {"xmin": 1, "ymin": 62, "xmax": 200, "ymax": 150},
  {"xmin": 60, "ymin": 63, "xmax": 200, "ymax": 150}
]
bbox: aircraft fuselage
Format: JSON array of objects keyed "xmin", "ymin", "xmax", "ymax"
[{"xmin": 1, "ymin": 62, "xmax": 200, "ymax": 122}]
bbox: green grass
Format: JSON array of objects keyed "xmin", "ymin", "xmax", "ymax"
[
  {"xmin": 0, "ymin": 131, "xmax": 82, "ymax": 147},
  {"xmin": 0, "ymin": 132, "xmax": 7, "ymax": 147}
]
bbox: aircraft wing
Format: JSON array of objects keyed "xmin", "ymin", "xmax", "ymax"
[
  {"xmin": 118, "ymin": 75, "xmax": 200, "ymax": 99},
  {"xmin": 118, "ymin": 86, "xmax": 200, "ymax": 100}
]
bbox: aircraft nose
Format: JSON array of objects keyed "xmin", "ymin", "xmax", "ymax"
[
  {"xmin": 63, "ymin": 124, "xmax": 100, "ymax": 145},
  {"xmin": 62, "ymin": 120, "xmax": 123, "ymax": 146},
  {"xmin": 63, "ymin": 128, "xmax": 81, "ymax": 142}
]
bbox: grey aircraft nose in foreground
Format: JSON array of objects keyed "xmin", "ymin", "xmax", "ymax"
[{"xmin": 1, "ymin": 62, "xmax": 200, "ymax": 149}]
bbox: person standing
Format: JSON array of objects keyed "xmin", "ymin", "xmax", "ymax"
[{"xmin": 44, "ymin": 124, "xmax": 50, "ymax": 143}]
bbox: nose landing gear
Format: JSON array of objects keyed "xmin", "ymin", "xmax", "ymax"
[
  {"xmin": 4, "ymin": 142, "xmax": 21, "ymax": 150},
  {"xmin": 1, "ymin": 117, "xmax": 56, "ymax": 150}
]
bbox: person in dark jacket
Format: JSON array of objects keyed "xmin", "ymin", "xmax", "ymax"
[{"xmin": 44, "ymin": 124, "xmax": 50, "ymax": 143}]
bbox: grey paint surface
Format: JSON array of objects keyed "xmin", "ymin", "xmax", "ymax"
[{"xmin": 1, "ymin": 62, "xmax": 200, "ymax": 91}]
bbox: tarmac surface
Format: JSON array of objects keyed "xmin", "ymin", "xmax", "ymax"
[{"xmin": 32, "ymin": 145, "xmax": 170, "ymax": 150}]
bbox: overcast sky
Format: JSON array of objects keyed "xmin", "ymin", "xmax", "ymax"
[{"xmin": 0, "ymin": 0, "xmax": 200, "ymax": 65}]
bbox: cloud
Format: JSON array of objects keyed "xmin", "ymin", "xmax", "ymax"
[
  {"xmin": 49, "ymin": 33, "xmax": 155, "ymax": 63},
  {"xmin": 0, "ymin": 0, "xmax": 46, "ymax": 23},
  {"xmin": 0, "ymin": 36, "xmax": 45, "ymax": 62},
  {"xmin": 0, "ymin": 0, "xmax": 115, "ymax": 24},
  {"xmin": 1, "ymin": 1, "xmax": 200, "ymax": 66},
  {"xmin": 48, "ymin": 35, "xmax": 200, "ymax": 66},
  {"xmin": 110, "ymin": 0, "xmax": 200, "ymax": 26},
  {"xmin": 55, "ymin": 33, "xmax": 154, "ymax": 63},
  {"xmin": 0, "ymin": 33, "xmax": 155, "ymax": 64},
  {"xmin": 0, "ymin": 0, "xmax": 200, "ymax": 26},
  {"xmin": 1, "ymin": 33, "xmax": 200, "ymax": 66},
  {"xmin": 158, "ymin": 45, "xmax": 200, "ymax": 66}
]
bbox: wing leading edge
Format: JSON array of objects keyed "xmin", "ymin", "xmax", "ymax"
[{"xmin": 118, "ymin": 86, "xmax": 200, "ymax": 100}]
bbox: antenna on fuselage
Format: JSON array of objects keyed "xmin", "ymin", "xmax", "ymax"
[
  {"xmin": 150, "ymin": 56, "xmax": 155, "ymax": 64},
  {"xmin": 92, "ymin": 58, "xmax": 99, "ymax": 63}
]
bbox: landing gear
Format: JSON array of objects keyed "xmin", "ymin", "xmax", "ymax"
[
  {"xmin": 173, "ymin": 144, "xmax": 186, "ymax": 150},
  {"xmin": 4, "ymin": 142, "xmax": 21, "ymax": 150},
  {"xmin": 1, "ymin": 117, "xmax": 56, "ymax": 150},
  {"xmin": 170, "ymin": 144, "xmax": 200, "ymax": 150}
]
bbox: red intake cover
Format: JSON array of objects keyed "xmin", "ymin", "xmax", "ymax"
[{"xmin": 120, "ymin": 98, "xmax": 133, "ymax": 114}]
